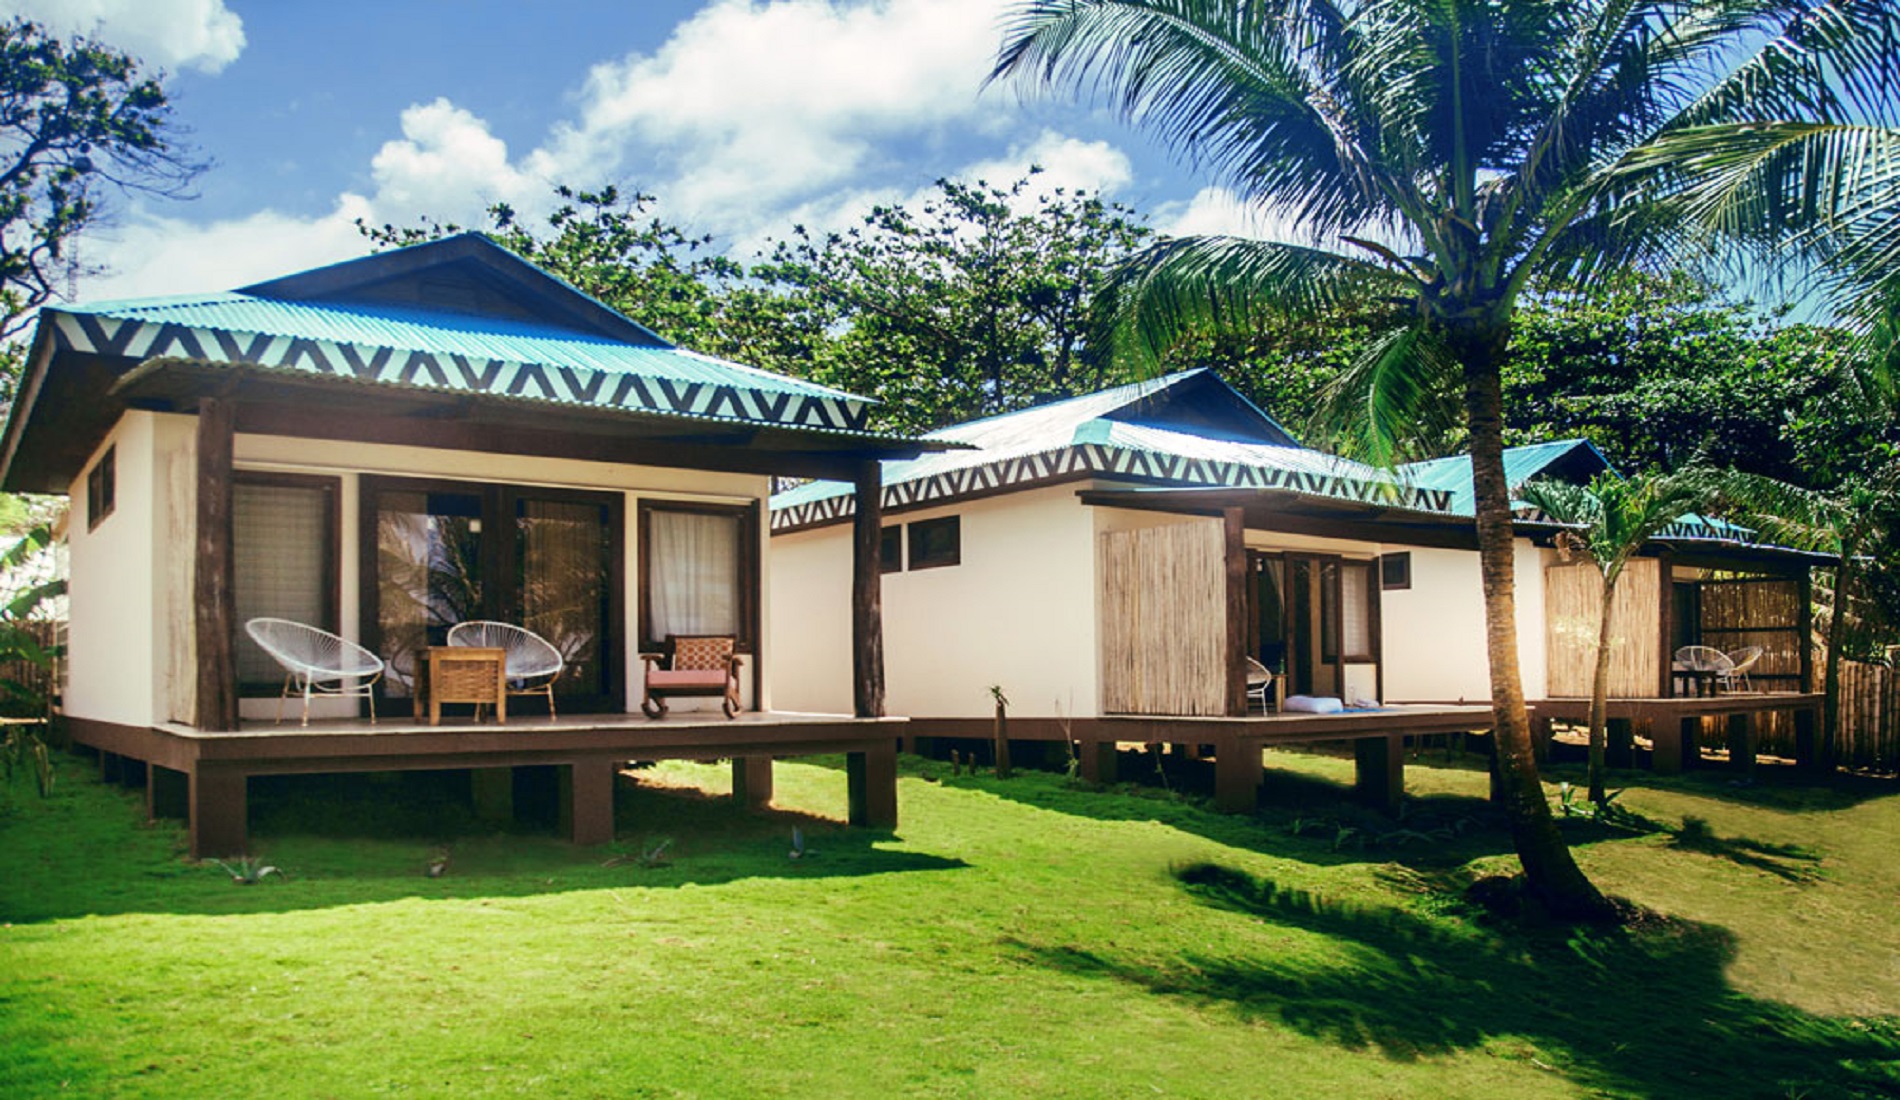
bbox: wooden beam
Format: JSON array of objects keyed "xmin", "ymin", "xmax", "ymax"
[
  {"xmin": 732, "ymin": 756, "xmax": 774, "ymax": 809},
  {"xmin": 1353, "ymin": 734, "xmax": 1404, "ymax": 813},
  {"xmin": 1224, "ymin": 507, "xmax": 1249, "ymax": 718},
  {"xmin": 1658, "ymin": 552, "xmax": 1675, "ymax": 697},
  {"xmin": 194, "ymin": 397, "xmax": 240, "ymax": 732},
  {"xmin": 189, "ymin": 765, "xmax": 248, "ymax": 858},
  {"xmin": 851, "ymin": 461, "xmax": 885, "ymax": 719}
]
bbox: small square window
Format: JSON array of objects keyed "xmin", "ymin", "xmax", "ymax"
[
  {"xmin": 907, "ymin": 515, "xmax": 960, "ymax": 570},
  {"xmin": 86, "ymin": 446, "xmax": 116, "ymax": 531},
  {"xmin": 1380, "ymin": 552, "xmax": 1411, "ymax": 591},
  {"xmin": 880, "ymin": 525, "xmax": 902, "ymax": 574}
]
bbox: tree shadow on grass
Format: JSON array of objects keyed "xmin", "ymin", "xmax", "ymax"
[
  {"xmin": 0, "ymin": 768, "xmax": 966, "ymax": 924},
  {"xmin": 903, "ymin": 748, "xmax": 1541, "ymax": 872},
  {"xmin": 1016, "ymin": 862, "xmax": 1900, "ymax": 1099}
]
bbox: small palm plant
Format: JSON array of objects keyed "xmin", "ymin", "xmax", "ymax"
[
  {"xmin": 1520, "ymin": 469, "xmax": 1726, "ymax": 803},
  {"xmin": 213, "ymin": 856, "xmax": 283, "ymax": 885}
]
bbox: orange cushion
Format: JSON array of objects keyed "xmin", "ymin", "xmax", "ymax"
[{"xmin": 647, "ymin": 670, "xmax": 731, "ymax": 690}]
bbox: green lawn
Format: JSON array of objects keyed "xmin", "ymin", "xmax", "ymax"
[{"xmin": 2, "ymin": 746, "xmax": 1897, "ymax": 1098}]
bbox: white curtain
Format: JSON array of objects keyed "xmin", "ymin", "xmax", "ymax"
[
  {"xmin": 1341, "ymin": 561, "xmax": 1372, "ymax": 658},
  {"xmin": 649, "ymin": 510, "xmax": 740, "ymax": 639}
]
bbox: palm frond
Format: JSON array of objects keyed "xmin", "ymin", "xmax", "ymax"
[
  {"xmin": 991, "ymin": 0, "xmax": 1416, "ymax": 235},
  {"xmin": 1098, "ymin": 233, "xmax": 1408, "ymax": 369},
  {"xmin": 1319, "ymin": 321, "xmax": 1463, "ymax": 465}
]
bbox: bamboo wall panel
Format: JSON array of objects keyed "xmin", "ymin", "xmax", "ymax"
[
  {"xmin": 165, "ymin": 449, "xmax": 197, "ymax": 725},
  {"xmin": 1099, "ymin": 521, "xmax": 1225, "ymax": 716},
  {"xmin": 1699, "ymin": 578, "xmax": 1805, "ymax": 687},
  {"xmin": 1836, "ymin": 659, "xmax": 1899, "ymax": 770},
  {"xmin": 1544, "ymin": 559, "xmax": 1661, "ymax": 698}
]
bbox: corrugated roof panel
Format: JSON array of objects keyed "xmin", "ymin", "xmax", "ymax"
[{"xmin": 64, "ymin": 293, "xmax": 859, "ymax": 401}]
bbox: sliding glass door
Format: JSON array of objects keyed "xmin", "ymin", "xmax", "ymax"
[{"xmin": 362, "ymin": 477, "xmax": 622, "ymax": 713}]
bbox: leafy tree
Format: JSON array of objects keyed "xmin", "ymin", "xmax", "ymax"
[
  {"xmin": 0, "ymin": 19, "xmax": 200, "ymax": 355},
  {"xmin": 1520, "ymin": 470, "xmax": 1726, "ymax": 803},
  {"xmin": 758, "ymin": 173, "xmax": 1152, "ymax": 432},
  {"xmin": 360, "ymin": 185, "xmax": 826, "ymax": 376},
  {"xmin": 1504, "ymin": 272, "xmax": 1894, "ymax": 488},
  {"xmin": 994, "ymin": 0, "xmax": 1898, "ymax": 920}
]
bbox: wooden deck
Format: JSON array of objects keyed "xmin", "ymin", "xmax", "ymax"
[
  {"xmin": 1530, "ymin": 692, "xmax": 1822, "ymax": 775},
  {"xmin": 1103, "ymin": 705, "xmax": 1498, "ymax": 813},
  {"xmin": 906, "ymin": 705, "xmax": 1497, "ymax": 814},
  {"xmin": 68, "ymin": 711, "xmax": 906, "ymax": 858}
]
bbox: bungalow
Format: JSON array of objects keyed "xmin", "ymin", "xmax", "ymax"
[
  {"xmin": 1, "ymin": 233, "xmax": 934, "ymax": 854},
  {"xmin": 768, "ymin": 370, "xmax": 1823, "ymax": 806}
]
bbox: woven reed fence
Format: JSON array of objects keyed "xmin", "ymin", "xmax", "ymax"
[
  {"xmin": 1544, "ymin": 559, "xmax": 1661, "ymax": 698},
  {"xmin": 1100, "ymin": 521, "xmax": 1225, "ymax": 716},
  {"xmin": 1836, "ymin": 659, "xmax": 1899, "ymax": 770},
  {"xmin": 1699, "ymin": 577, "xmax": 1805, "ymax": 689}
]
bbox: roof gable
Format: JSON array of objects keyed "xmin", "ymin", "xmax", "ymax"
[
  {"xmin": 238, "ymin": 232, "xmax": 667, "ymax": 346},
  {"xmin": 1398, "ymin": 439, "xmax": 1614, "ymax": 516}
]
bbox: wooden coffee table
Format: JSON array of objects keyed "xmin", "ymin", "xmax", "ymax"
[{"xmin": 415, "ymin": 646, "xmax": 507, "ymax": 725}]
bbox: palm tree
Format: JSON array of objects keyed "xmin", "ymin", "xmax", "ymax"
[
  {"xmin": 1520, "ymin": 471, "xmax": 1726, "ymax": 803},
  {"xmin": 992, "ymin": 0, "xmax": 1899, "ymax": 919}
]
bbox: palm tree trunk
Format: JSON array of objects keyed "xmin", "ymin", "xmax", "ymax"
[
  {"xmin": 1589, "ymin": 583, "xmax": 1615, "ymax": 805},
  {"xmin": 1458, "ymin": 329, "xmax": 1611, "ymax": 920}
]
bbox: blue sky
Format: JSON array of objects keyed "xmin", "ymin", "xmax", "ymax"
[{"xmin": 9, "ymin": 0, "xmax": 1295, "ymax": 305}]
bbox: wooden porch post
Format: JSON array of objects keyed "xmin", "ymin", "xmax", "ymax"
[
  {"xmin": 1798, "ymin": 567, "xmax": 1815, "ymax": 693},
  {"xmin": 1658, "ymin": 553, "xmax": 1675, "ymax": 697},
  {"xmin": 851, "ymin": 460, "xmax": 885, "ymax": 719},
  {"xmin": 194, "ymin": 397, "xmax": 240, "ymax": 732},
  {"xmin": 1224, "ymin": 507, "xmax": 1248, "ymax": 717}
]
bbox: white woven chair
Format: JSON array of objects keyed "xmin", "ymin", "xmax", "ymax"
[
  {"xmin": 1723, "ymin": 646, "xmax": 1765, "ymax": 692},
  {"xmin": 1245, "ymin": 656, "xmax": 1277, "ymax": 713},
  {"xmin": 446, "ymin": 621, "xmax": 565, "ymax": 719},
  {"xmin": 1673, "ymin": 645, "xmax": 1735, "ymax": 696},
  {"xmin": 244, "ymin": 617, "xmax": 385, "ymax": 727}
]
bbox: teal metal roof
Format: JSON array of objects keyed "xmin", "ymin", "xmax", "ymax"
[
  {"xmin": 58, "ymin": 292, "xmax": 858, "ymax": 401},
  {"xmin": 772, "ymin": 370, "xmax": 1452, "ymax": 529},
  {"xmin": 45, "ymin": 293, "xmax": 878, "ymax": 433},
  {"xmin": 1398, "ymin": 439, "xmax": 1612, "ymax": 516}
]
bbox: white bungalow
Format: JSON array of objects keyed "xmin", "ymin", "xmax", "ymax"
[
  {"xmin": 1, "ymin": 234, "xmax": 926, "ymax": 854},
  {"xmin": 768, "ymin": 370, "xmax": 1822, "ymax": 805}
]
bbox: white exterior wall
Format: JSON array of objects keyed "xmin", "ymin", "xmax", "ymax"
[
  {"xmin": 65, "ymin": 418, "xmax": 774, "ymax": 726},
  {"xmin": 66, "ymin": 413, "xmax": 164, "ymax": 727},
  {"xmin": 767, "ymin": 525, "xmax": 853, "ymax": 714},
  {"xmin": 769, "ymin": 484, "xmax": 1101, "ymax": 719},
  {"xmin": 1379, "ymin": 547, "xmax": 1490, "ymax": 702},
  {"xmin": 1377, "ymin": 537, "xmax": 1553, "ymax": 703}
]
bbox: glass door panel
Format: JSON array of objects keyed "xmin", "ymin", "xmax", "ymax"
[
  {"xmin": 372, "ymin": 488, "xmax": 484, "ymax": 700},
  {"xmin": 515, "ymin": 495, "xmax": 613, "ymax": 703}
]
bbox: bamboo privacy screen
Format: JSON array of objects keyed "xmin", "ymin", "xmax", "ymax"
[
  {"xmin": 1699, "ymin": 578, "xmax": 1804, "ymax": 688},
  {"xmin": 1100, "ymin": 521, "xmax": 1225, "ymax": 716},
  {"xmin": 1544, "ymin": 559, "xmax": 1661, "ymax": 698},
  {"xmin": 1836, "ymin": 659, "xmax": 1899, "ymax": 769}
]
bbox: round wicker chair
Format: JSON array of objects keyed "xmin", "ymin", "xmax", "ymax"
[
  {"xmin": 446, "ymin": 621, "xmax": 565, "ymax": 719},
  {"xmin": 244, "ymin": 618, "xmax": 386, "ymax": 727},
  {"xmin": 1722, "ymin": 646, "xmax": 1766, "ymax": 692}
]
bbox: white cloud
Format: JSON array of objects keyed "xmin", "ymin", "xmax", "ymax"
[
  {"xmin": 1154, "ymin": 187, "xmax": 1325, "ymax": 244},
  {"xmin": 953, "ymin": 130, "xmax": 1134, "ymax": 202},
  {"xmin": 5, "ymin": 0, "xmax": 245, "ymax": 73},
  {"xmin": 71, "ymin": 1, "xmax": 1149, "ymax": 304},
  {"xmin": 81, "ymin": 199, "xmax": 372, "ymax": 301},
  {"xmin": 541, "ymin": 0, "xmax": 1014, "ymax": 227},
  {"xmin": 366, "ymin": 99, "xmax": 544, "ymax": 224}
]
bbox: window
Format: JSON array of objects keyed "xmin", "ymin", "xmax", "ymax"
[
  {"xmin": 1320, "ymin": 560, "xmax": 1376, "ymax": 662},
  {"xmin": 234, "ymin": 473, "xmax": 339, "ymax": 691},
  {"xmin": 881, "ymin": 525, "xmax": 902, "ymax": 574},
  {"xmin": 86, "ymin": 446, "xmax": 116, "ymax": 530},
  {"xmin": 640, "ymin": 501, "xmax": 758, "ymax": 651},
  {"xmin": 907, "ymin": 515, "xmax": 960, "ymax": 570},
  {"xmin": 1380, "ymin": 552, "xmax": 1412, "ymax": 591}
]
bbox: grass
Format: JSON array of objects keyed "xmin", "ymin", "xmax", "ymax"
[{"xmin": 2, "ymin": 746, "xmax": 1897, "ymax": 1097}]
